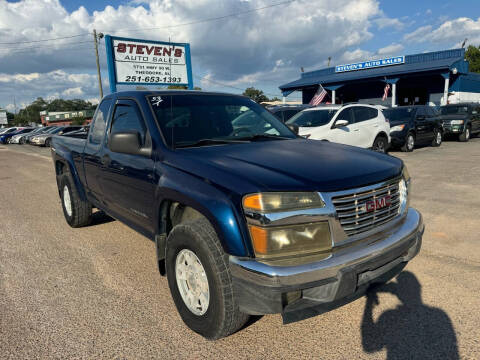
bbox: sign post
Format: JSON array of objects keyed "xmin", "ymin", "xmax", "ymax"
[{"xmin": 105, "ymin": 35, "xmax": 193, "ymax": 93}]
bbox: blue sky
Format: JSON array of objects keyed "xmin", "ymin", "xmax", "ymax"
[{"xmin": 1, "ymin": 0, "xmax": 480, "ymax": 108}]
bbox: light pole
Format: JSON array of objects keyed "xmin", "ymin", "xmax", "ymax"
[{"xmin": 93, "ymin": 29, "xmax": 104, "ymax": 99}]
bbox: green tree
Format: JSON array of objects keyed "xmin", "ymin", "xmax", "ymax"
[
  {"xmin": 242, "ymin": 87, "xmax": 270, "ymax": 103},
  {"xmin": 167, "ymin": 85, "xmax": 202, "ymax": 90},
  {"xmin": 465, "ymin": 45, "xmax": 480, "ymax": 73},
  {"xmin": 70, "ymin": 116, "xmax": 86, "ymax": 125}
]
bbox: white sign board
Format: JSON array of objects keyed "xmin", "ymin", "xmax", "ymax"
[
  {"xmin": 0, "ymin": 111, "xmax": 7, "ymax": 125},
  {"xmin": 106, "ymin": 36, "xmax": 193, "ymax": 92}
]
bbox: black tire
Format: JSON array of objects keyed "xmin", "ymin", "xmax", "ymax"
[
  {"xmin": 165, "ymin": 218, "xmax": 249, "ymax": 340},
  {"xmin": 45, "ymin": 138, "xmax": 51, "ymax": 147},
  {"xmin": 431, "ymin": 128, "xmax": 442, "ymax": 147},
  {"xmin": 459, "ymin": 125, "xmax": 471, "ymax": 142},
  {"xmin": 19, "ymin": 137, "xmax": 25, "ymax": 144},
  {"xmin": 401, "ymin": 133, "xmax": 415, "ymax": 152},
  {"xmin": 59, "ymin": 173, "xmax": 92, "ymax": 227},
  {"xmin": 372, "ymin": 135, "xmax": 388, "ymax": 153}
]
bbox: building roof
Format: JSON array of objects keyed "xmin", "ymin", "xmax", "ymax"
[{"xmin": 280, "ymin": 49, "xmax": 468, "ymax": 93}]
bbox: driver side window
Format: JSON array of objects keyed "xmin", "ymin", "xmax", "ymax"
[
  {"xmin": 336, "ymin": 108, "xmax": 354, "ymax": 124},
  {"xmin": 110, "ymin": 101, "xmax": 147, "ymax": 147}
]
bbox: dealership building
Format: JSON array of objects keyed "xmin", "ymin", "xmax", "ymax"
[
  {"xmin": 279, "ymin": 48, "xmax": 480, "ymax": 107},
  {"xmin": 40, "ymin": 109, "xmax": 95, "ymax": 126}
]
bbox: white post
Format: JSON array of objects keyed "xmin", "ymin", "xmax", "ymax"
[
  {"xmin": 392, "ymin": 83, "xmax": 397, "ymax": 107},
  {"xmin": 443, "ymin": 76, "xmax": 450, "ymax": 105},
  {"xmin": 332, "ymin": 90, "xmax": 336, "ymax": 104},
  {"xmin": 282, "ymin": 96, "xmax": 286, "ymax": 104}
]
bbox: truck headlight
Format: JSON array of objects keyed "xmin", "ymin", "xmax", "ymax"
[
  {"xmin": 243, "ymin": 192, "xmax": 331, "ymax": 258},
  {"xmin": 398, "ymin": 166, "xmax": 411, "ymax": 215},
  {"xmin": 390, "ymin": 124, "xmax": 405, "ymax": 132},
  {"xmin": 248, "ymin": 222, "xmax": 331, "ymax": 258},
  {"xmin": 243, "ymin": 192, "xmax": 324, "ymax": 212},
  {"xmin": 450, "ymin": 120, "xmax": 464, "ymax": 125}
]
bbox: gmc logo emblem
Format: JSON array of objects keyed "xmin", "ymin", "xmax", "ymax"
[{"xmin": 366, "ymin": 195, "xmax": 391, "ymax": 212}]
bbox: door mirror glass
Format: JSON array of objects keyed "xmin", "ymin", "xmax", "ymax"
[
  {"xmin": 110, "ymin": 131, "xmax": 150, "ymax": 156},
  {"xmin": 287, "ymin": 124, "xmax": 299, "ymax": 135},
  {"xmin": 334, "ymin": 119, "xmax": 349, "ymax": 128}
]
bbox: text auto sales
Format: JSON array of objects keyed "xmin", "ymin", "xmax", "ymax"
[{"xmin": 116, "ymin": 43, "xmax": 184, "ymax": 64}]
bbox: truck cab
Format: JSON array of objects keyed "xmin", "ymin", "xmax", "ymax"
[{"xmin": 51, "ymin": 90, "xmax": 424, "ymax": 339}]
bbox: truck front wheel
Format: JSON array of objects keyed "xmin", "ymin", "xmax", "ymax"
[
  {"xmin": 165, "ymin": 218, "xmax": 249, "ymax": 339},
  {"xmin": 59, "ymin": 173, "xmax": 92, "ymax": 227}
]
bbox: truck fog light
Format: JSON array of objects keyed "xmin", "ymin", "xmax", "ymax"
[{"xmin": 248, "ymin": 222, "xmax": 331, "ymax": 258}]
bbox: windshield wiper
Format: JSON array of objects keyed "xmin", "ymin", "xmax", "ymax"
[
  {"xmin": 175, "ymin": 138, "xmax": 249, "ymax": 148},
  {"xmin": 235, "ymin": 134, "xmax": 293, "ymax": 141}
]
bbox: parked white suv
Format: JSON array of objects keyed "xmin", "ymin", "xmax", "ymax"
[{"xmin": 287, "ymin": 104, "xmax": 391, "ymax": 152}]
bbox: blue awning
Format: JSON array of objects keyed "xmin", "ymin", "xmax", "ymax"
[{"xmin": 280, "ymin": 49, "xmax": 467, "ymax": 92}]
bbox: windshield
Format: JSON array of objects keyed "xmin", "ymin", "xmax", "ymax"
[
  {"xmin": 148, "ymin": 94, "xmax": 296, "ymax": 147},
  {"xmin": 286, "ymin": 109, "xmax": 336, "ymax": 127},
  {"xmin": 383, "ymin": 108, "xmax": 413, "ymax": 122},
  {"xmin": 441, "ymin": 106, "xmax": 469, "ymax": 115}
]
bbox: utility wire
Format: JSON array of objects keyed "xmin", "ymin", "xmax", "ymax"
[
  {"xmin": 194, "ymin": 74, "xmax": 281, "ymax": 97},
  {"xmin": 106, "ymin": 0, "xmax": 297, "ymax": 34},
  {"xmin": 0, "ymin": 33, "xmax": 91, "ymax": 45},
  {"xmin": 0, "ymin": 40, "xmax": 93, "ymax": 52}
]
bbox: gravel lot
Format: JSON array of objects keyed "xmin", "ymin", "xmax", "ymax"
[{"xmin": 1, "ymin": 141, "xmax": 479, "ymax": 359}]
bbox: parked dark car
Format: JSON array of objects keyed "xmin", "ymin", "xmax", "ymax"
[
  {"xmin": 383, "ymin": 106, "xmax": 443, "ymax": 152},
  {"xmin": 438, "ymin": 103, "xmax": 480, "ymax": 142},
  {"xmin": 52, "ymin": 90, "xmax": 423, "ymax": 339},
  {"xmin": 267, "ymin": 104, "xmax": 310, "ymax": 122}
]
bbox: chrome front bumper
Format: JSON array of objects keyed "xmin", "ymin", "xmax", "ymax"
[{"xmin": 230, "ymin": 208, "xmax": 424, "ymax": 315}]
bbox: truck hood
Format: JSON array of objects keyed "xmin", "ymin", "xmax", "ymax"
[
  {"xmin": 437, "ymin": 114, "xmax": 468, "ymax": 121},
  {"xmin": 169, "ymin": 139, "xmax": 403, "ymax": 193}
]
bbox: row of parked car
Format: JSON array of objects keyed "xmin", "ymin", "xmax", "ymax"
[
  {"xmin": 267, "ymin": 102, "xmax": 480, "ymax": 153},
  {"xmin": 0, "ymin": 125, "xmax": 88, "ymax": 146}
]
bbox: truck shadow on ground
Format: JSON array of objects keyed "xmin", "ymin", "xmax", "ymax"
[
  {"xmin": 90, "ymin": 210, "xmax": 115, "ymax": 226},
  {"xmin": 361, "ymin": 271, "xmax": 459, "ymax": 359}
]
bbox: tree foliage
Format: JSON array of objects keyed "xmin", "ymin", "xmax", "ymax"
[
  {"xmin": 466, "ymin": 45, "xmax": 480, "ymax": 73},
  {"xmin": 242, "ymin": 87, "xmax": 270, "ymax": 103},
  {"xmin": 10, "ymin": 97, "xmax": 97, "ymax": 126}
]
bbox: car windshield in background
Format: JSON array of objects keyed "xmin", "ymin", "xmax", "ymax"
[
  {"xmin": 441, "ymin": 106, "xmax": 469, "ymax": 115},
  {"xmin": 148, "ymin": 94, "xmax": 296, "ymax": 147},
  {"xmin": 383, "ymin": 108, "xmax": 413, "ymax": 122},
  {"xmin": 286, "ymin": 109, "xmax": 336, "ymax": 127}
]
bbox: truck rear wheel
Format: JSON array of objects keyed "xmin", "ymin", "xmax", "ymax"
[
  {"xmin": 165, "ymin": 218, "xmax": 249, "ymax": 339},
  {"xmin": 59, "ymin": 173, "xmax": 92, "ymax": 227}
]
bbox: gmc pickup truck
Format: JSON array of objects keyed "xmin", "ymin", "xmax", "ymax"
[{"xmin": 51, "ymin": 90, "xmax": 424, "ymax": 340}]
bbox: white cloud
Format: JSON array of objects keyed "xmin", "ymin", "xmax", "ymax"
[
  {"xmin": 374, "ymin": 17, "xmax": 405, "ymax": 30},
  {"xmin": 404, "ymin": 17, "xmax": 480, "ymax": 46},
  {"xmin": 0, "ymin": 0, "xmax": 384, "ymax": 104},
  {"xmin": 377, "ymin": 43, "xmax": 404, "ymax": 56},
  {"xmin": 0, "ymin": 70, "xmax": 99, "ymax": 109}
]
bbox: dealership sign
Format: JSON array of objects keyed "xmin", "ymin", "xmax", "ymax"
[
  {"xmin": 335, "ymin": 56, "xmax": 405, "ymax": 73},
  {"xmin": 105, "ymin": 35, "xmax": 193, "ymax": 92}
]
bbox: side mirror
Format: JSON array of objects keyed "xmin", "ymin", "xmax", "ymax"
[
  {"xmin": 110, "ymin": 131, "xmax": 151, "ymax": 156},
  {"xmin": 287, "ymin": 124, "xmax": 299, "ymax": 135},
  {"xmin": 334, "ymin": 119, "xmax": 349, "ymax": 128}
]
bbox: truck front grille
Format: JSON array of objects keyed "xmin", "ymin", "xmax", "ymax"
[{"xmin": 332, "ymin": 180, "xmax": 401, "ymax": 237}]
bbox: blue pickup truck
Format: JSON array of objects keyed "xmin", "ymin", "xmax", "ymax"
[{"xmin": 51, "ymin": 90, "xmax": 424, "ymax": 339}]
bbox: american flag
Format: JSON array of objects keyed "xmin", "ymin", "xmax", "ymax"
[
  {"xmin": 382, "ymin": 83, "xmax": 391, "ymax": 101},
  {"xmin": 309, "ymin": 84, "xmax": 327, "ymax": 106}
]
